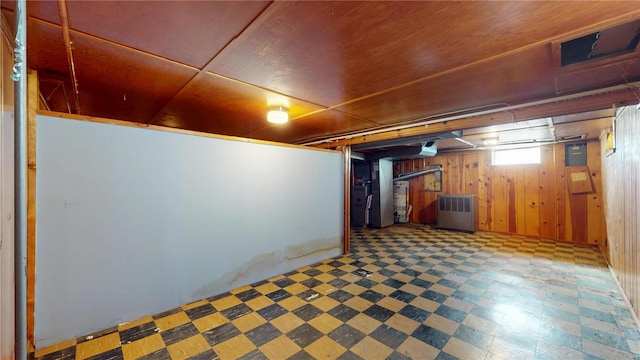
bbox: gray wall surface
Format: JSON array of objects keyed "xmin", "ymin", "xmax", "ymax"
[
  {"xmin": 35, "ymin": 115, "xmax": 344, "ymax": 348},
  {"xmin": 370, "ymin": 159, "xmax": 394, "ymax": 228}
]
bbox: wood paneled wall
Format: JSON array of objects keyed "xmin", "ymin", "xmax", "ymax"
[
  {"xmin": 601, "ymin": 105, "xmax": 640, "ymax": 317},
  {"xmin": 394, "ymin": 141, "xmax": 605, "ymax": 244}
]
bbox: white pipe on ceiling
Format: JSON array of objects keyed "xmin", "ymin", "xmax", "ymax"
[{"xmin": 301, "ymin": 81, "xmax": 640, "ymax": 146}]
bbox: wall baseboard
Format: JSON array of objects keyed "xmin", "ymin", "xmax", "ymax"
[
  {"xmin": 599, "ymin": 240, "xmax": 640, "ymax": 331},
  {"xmin": 607, "ymin": 264, "xmax": 640, "ymax": 331}
]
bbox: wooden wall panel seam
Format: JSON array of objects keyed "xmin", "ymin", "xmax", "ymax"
[{"xmin": 395, "ymin": 141, "xmax": 604, "ymax": 244}]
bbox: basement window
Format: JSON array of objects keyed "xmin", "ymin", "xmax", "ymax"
[
  {"xmin": 561, "ymin": 20, "xmax": 640, "ymax": 66},
  {"xmin": 492, "ymin": 147, "xmax": 541, "ymax": 166}
]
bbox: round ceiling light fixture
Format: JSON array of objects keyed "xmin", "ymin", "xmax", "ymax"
[{"xmin": 267, "ymin": 106, "xmax": 289, "ymax": 124}]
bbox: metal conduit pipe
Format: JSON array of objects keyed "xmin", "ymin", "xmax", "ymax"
[
  {"xmin": 11, "ymin": 0, "xmax": 28, "ymax": 358},
  {"xmin": 301, "ymin": 81, "xmax": 640, "ymax": 147},
  {"xmin": 394, "ymin": 168, "xmax": 441, "ymax": 182},
  {"xmin": 57, "ymin": 0, "xmax": 81, "ymax": 113}
]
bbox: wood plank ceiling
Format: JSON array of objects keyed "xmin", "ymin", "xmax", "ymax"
[{"xmin": 2, "ymin": 1, "xmax": 640, "ymax": 149}]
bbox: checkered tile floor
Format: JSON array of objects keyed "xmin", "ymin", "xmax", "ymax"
[{"xmin": 35, "ymin": 225, "xmax": 640, "ymax": 360}]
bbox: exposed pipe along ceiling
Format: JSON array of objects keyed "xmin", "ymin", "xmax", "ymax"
[
  {"xmin": 4, "ymin": 1, "xmax": 638, "ymax": 151},
  {"xmin": 303, "ymin": 81, "xmax": 640, "ymax": 153}
]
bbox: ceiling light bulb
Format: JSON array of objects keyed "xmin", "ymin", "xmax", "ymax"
[
  {"xmin": 482, "ymin": 136, "xmax": 499, "ymax": 145},
  {"xmin": 267, "ymin": 106, "xmax": 289, "ymax": 124}
]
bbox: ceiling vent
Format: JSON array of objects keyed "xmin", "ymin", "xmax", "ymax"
[{"xmin": 561, "ymin": 20, "xmax": 640, "ymax": 67}]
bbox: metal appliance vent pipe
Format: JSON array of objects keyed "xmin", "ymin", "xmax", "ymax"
[{"xmin": 11, "ymin": 0, "xmax": 28, "ymax": 358}]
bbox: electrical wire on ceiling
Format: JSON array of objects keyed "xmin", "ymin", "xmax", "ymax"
[
  {"xmin": 0, "ymin": 12, "xmax": 14, "ymax": 48},
  {"xmin": 615, "ymin": 64, "xmax": 640, "ymax": 105},
  {"xmin": 587, "ymin": 31, "xmax": 602, "ymax": 60},
  {"xmin": 300, "ymin": 102, "xmax": 512, "ymax": 146},
  {"xmin": 510, "ymin": 110, "xmax": 517, "ymax": 124},
  {"xmin": 301, "ymin": 81, "xmax": 640, "ymax": 147},
  {"xmin": 57, "ymin": 0, "xmax": 81, "ymax": 114},
  {"xmin": 9, "ymin": 7, "xmax": 24, "ymax": 82}
]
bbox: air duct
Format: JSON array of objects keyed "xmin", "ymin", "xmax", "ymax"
[
  {"xmin": 352, "ymin": 130, "xmax": 460, "ymax": 152},
  {"xmin": 366, "ymin": 141, "xmax": 437, "ymax": 161}
]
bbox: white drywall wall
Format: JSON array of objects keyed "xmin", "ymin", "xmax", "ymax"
[{"xmin": 35, "ymin": 115, "xmax": 343, "ymax": 347}]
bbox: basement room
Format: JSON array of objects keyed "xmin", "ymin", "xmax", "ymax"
[{"xmin": 2, "ymin": 1, "xmax": 640, "ymax": 360}]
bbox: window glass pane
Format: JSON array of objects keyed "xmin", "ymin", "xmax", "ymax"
[{"xmin": 492, "ymin": 147, "xmax": 541, "ymax": 166}]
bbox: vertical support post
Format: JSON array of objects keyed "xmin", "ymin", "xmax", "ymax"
[
  {"xmin": 343, "ymin": 145, "xmax": 351, "ymax": 254},
  {"xmin": 26, "ymin": 71, "xmax": 38, "ymax": 353},
  {"xmin": 12, "ymin": 0, "xmax": 27, "ymax": 358}
]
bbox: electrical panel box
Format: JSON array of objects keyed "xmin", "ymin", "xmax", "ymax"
[{"xmin": 565, "ymin": 143, "xmax": 587, "ymax": 166}]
